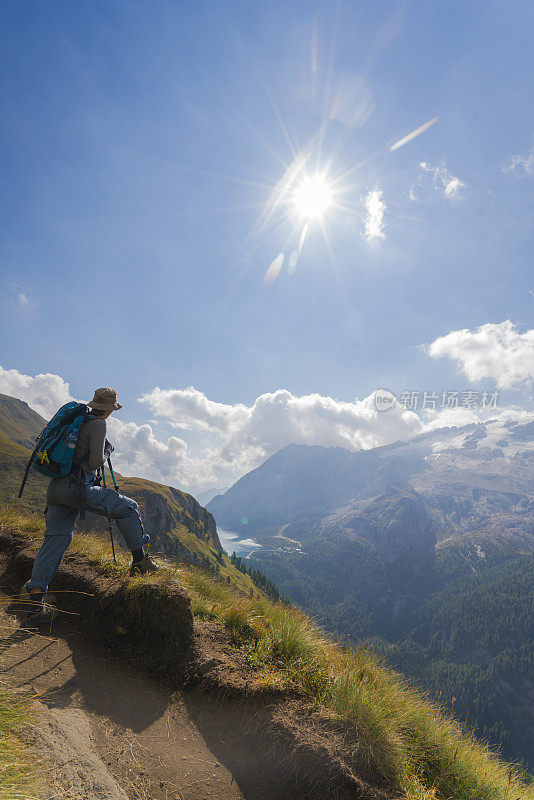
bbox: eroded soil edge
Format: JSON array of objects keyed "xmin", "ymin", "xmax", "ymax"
[{"xmin": 0, "ymin": 527, "xmax": 391, "ymax": 800}]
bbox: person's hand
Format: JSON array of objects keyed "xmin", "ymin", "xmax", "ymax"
[{"xmin": 104, "ymin": 439, "xmax": 115, "ymax": 459}]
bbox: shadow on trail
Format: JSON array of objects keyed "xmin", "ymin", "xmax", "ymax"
[
  {"xmin": 2, "ymin": 611, "xmax": 169, "ymax": 735},
  {"xmin": 183, "ymin": 692, "xmax": 302, "ymax": 800},
  {"xmin": 52, "ymin": 624, "xmax": 171, "ymax": 733}
]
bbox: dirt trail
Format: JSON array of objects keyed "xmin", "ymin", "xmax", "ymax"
[
  {"xmin": 1, "ymin": 610, "xmax": 247, "ymax": 800},
  {"xmin": 0, "ymin": 528, "xmax": 391, "ymax": 800}
]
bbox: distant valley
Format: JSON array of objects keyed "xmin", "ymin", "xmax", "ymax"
[{"xmin": 208, "ymin": 418, "xmax": 534, "ymax": 768}]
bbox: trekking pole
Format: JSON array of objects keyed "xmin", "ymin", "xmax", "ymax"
[
  {"xmin": 107, "ymin": 457, "xmax": 119, "ymax": 493},
  {"xmin": 101, "ymin": 463, "xmax": 117, "ymax": 564}
]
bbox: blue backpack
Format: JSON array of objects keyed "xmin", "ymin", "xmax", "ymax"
[{"xmin": 18, "ymin": 402, "xmax": 92, "ymax": 498}]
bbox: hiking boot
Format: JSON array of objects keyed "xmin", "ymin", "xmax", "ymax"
[
  {"xmin": 25, "ymin": 598, "xmax": 59, "ymax": 627},
  {"xmin": 15, "ymin": 582, "xmax": 58, "ymax": 624},
  {"xmin": 129, "ymin": 555, "xmax": 159, "ymax": 577},
  {"xmin": 14, "ymin": 582, "xmax": 43, "ymax": 612}
]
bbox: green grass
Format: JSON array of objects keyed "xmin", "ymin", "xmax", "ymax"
[
  {"xmin": 0, "ymin": 687, "xmax": 38, "ymax": 799},
  {"xmin": 0, "ymin": 612, "xmax": 39, "ymax": 800},
  {"xmin": 0, "ymin": 431, "xmax": 47, "ymax": 513},
  {"xmin": 1, "ymin": 505, "xmax": 533, "ymax": 800}
]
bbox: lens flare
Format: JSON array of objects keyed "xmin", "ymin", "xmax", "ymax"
[
  {"xmin": 390, "ymin": 116, "xmax": 438, "ymax": 152},
  {"xmin": 264, "ymin": 253, "xmax": 284, "ymax": 286},
  {"xmin": 293, "ymin": 174, "xmax": 333, "ymax": 221}
]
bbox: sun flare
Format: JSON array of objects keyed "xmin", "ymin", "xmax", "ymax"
[{"xmin": 293, "ymin": 174, "xmax": 333, "ymax": 221}]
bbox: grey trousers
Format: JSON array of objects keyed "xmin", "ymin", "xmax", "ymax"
[{"xmin": 28, "ymin": 475, "xmax": 149, "ymax": 592}]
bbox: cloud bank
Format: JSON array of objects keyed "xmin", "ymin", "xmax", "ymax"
[
  {"xmin": 0, "ymin": 367, "xmax": 73, "ymax": 418},
  {"xmin": 141, "ymin": 385, "xmax": 422, "ymax": 450},
  {"xmin": 139, "ymin": 386, "xmax": 426, "ymax": 493},
  {"xmin": 2, "ymin": 340, "xmax": 530, "ymax": 499},
  {"xmin": 0, "ymin": 365, "xmax": 426, "ymax": 496},
  {"xmin": 426, "ymin": 320, "xmax": 534, "ymax": 389}
]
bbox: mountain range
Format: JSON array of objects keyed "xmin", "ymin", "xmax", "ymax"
[
  {"xmin": 208, "ymin": 417, "xmax": 534, "ymax": 607},
  {"xmin": 209, "ymin": 417, "xmax": 534, "ymax": 547},
  {"xmin": 208, "ymin": 417, "xmax": 534, "ymax": 768}
]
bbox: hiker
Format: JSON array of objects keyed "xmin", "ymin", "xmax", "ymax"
[{"xmin": 24, "ymin": 387, "xmax": 158, "ymax": 623}]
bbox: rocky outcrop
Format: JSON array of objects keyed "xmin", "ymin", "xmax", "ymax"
[
  {"xmin": 85, "ymin": 476, "xmax": 221, "ymax": 558},
  {"xmin": 321, "ymin": 483, "xmax": 436, "ymax": 564},
  {"xmin": 123, "ymin": 478, "xmax": 219, "ymax": 548}
]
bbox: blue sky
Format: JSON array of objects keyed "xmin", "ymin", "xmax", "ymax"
[{"xmin": 1, "ymin": 1, "xmax": 533, "ymax": 498}]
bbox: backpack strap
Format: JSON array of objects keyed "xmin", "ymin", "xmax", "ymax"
[
  {"xmin": 18, "ymin": 441, "xmax": 42, "ymax": 499},
  {"xmin": 69, "ymin": 463, "xmax": 88, "ymax": 520}
]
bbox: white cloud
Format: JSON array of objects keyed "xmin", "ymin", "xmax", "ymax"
[
  {"xmin": 424, "ymin": 403, "xmax": 529, "ymax": 430},
  {"xmin": 106, "ymin": 417, "xmax": 195, "ymax": 485},
  {"xmin": 0, "ymin": 365, "xmax": 426, "ymax": 495},
  {"xmin": 139, "ymin": 386, "xmax": 425, "ymax": 493},
  {"xmin": 18, "ymin": 293, "xmax": 29, "ymax": 306},
  {"xmin": 0, "ymin": 366, "xmax": 73, "ymax": 418},
  {"xmin": 426, "ymin": 321, "xmax": 534, "ymax": 389},
  {"xmin": 503, "ymin": 146, "xmax": 534, "ymax": 177},
  {"xmin": 2, "ymin": 363, "xmax": 530, "ymax": 500},
  {"xmin": 442, "ymin": 175, "xmax": 464, "ymax": 198},
  {"xmin": 420, "ymin": 161, "xmax": 465, "ymax": 199},
  {"xmin": 139, "ymin": 386, "xmax": 249, "ymax": 433},
  {"xmin": 141, "ymin": 386, "xmax": 423, "ymax": 451},
  {"xmin": 362, "ymin": 189, "xmax": 386, "ymax": 240}
]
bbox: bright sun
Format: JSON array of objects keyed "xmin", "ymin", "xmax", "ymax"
[{"xmin": 293, "ymin": 174, "xmax": 333, "ymax": 221}]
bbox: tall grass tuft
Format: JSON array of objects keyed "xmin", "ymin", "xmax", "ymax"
[
  {"xmin": 0, "ymin": 687, "xmax": 38, "ymax": 800},
  {"xmin": 222, "ymin": 600, "xmax": 262, "ymax": 644},
  {"xmin": 0, "ymin": 611, "xmax": 40, "ymax": 800}
]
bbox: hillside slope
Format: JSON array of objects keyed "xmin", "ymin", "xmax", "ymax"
[
  {"xmin": 1, "ymin": 509, "xmax": 533, "ymax": 800},
  {"xmin": 0, "ymin": 393, "xmax": 48, "ymax": 510},
  {"xmin": 0, "ymin": 392, "xmax": 45, "ymax": 448},
  {"xmin": 379, "ymin": 554, "xmax": 534, "ymax": 768}
]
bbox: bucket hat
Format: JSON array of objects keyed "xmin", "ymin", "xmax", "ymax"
[{"xmin": 87, "ymin": 387, "xmax": 123, "ymax": 411}]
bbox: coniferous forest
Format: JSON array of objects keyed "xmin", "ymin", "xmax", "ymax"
[{"xmin": 256, "ymin": 545, "xmax": 534, "ymax": 771}]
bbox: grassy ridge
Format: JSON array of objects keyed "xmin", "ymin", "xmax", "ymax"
[
  {"xmin": 0, "ymin": 429, "xmax": 47, "ymax": 513},
  {"xmin": 1, "ymin": 505, "xmax": 532, "ymax": 800},
  {"xmin": 0, "ymin": 394, "xmax": 47, "ymax": 514},
  {"xmin": 0, "ymin": 394, "xmax": 44, "ymax": 450}
]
